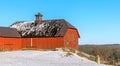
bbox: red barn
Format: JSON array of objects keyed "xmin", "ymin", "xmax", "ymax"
[{"xmin": 0, "ymin": 13, "xmax": 80, "ymax": 51}]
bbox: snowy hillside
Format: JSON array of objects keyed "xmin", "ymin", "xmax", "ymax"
[{"xmin": 0, "ymin": 50, "xmax": 106, "ymax": 66}]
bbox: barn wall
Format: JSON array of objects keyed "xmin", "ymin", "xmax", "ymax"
[
  {"xmin": 3, "ymin": 38, "xmax": 22, "ymax": 50},
  {"xmin": 21, "ymin": 38, "xmax": 31, "ymax": 48},
  {"xmin": 33, "ymin": 37, "xmax": 64, "ymax": 49},
  {"xmin": 0, "ymin": 37, "xmax": 4, "ymax": 49},
  {"xmin": 0, "ymin": 37, "xmax": 22, "ymax": 51},
  {"xmin": 22, "ymin": 37, "xmax": 64, "ymax": 50},
  {"xmin": 64, "ymin": 29, "xmax": 79, "ymax": 50}
]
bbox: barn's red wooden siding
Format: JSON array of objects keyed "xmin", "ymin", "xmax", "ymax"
[
  {"xmin": 21, "ymin": 37, "xmax": 64, "ymax": 50},
  {"xmin": 33, "ymin": 37, "xmax": 63, "ymax": 49},
  {"xmin": 64, "ymin": 28, "xmax": 79, "ymax": 50},
  {"xmin": 21, "ymin": 38, "xmax": 31, "ymax": 48},
  {"xmin": 0, "ymin": 37, "xmax": 4, "ymax": 49},
  {"xmin": 0, "ymin": 37, "xmax": 22, "ymax": 51}
]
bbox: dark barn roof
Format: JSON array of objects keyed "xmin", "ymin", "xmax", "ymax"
[
  {"xmin": 0, "ymin": 27, "xmax": 21, "ymax": 37},
  {"xmin": 10, "ymin": 19, "xmax": 78, "ymax": 37}
]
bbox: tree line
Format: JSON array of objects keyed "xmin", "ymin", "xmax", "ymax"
[{"xmin": 79, "ymin": 45, "xmax": 120, "ymax": 65}]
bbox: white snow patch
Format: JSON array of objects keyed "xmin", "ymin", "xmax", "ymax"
[
  {"xmin": 10, "ymin": 21, "xmax": 63, "ymax": 37},
  {"xmin": 10, "ymin": 21, "xmax": 33, "ymax": 31},
  {"xmin": 0, "ymin": 50, "xmax": 106, "ymax": 66}
]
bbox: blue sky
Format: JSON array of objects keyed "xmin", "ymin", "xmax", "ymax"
[{"xmin": 0, "ymin": 0, "xmax": 120, "ymax": 44}]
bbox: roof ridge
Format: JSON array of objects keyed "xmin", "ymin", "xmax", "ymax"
[
  {"xmin": 14, "ymin": 19, "xmax": 65, "ymax": 22},
  {"xmin": 62, "ymin": 20, "xmax": 76, "ymax": 29}
]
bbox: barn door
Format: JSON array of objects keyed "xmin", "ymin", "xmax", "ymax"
[{"xmin": 4, "ymin": 44, "xmax": 13, "ymax": 51}]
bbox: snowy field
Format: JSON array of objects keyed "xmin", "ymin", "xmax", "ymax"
[{"xmin": 0, "ymin": 50, "xmax": 106, "ymax": 66}]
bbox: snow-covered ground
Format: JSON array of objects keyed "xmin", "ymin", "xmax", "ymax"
[{"xmin": 0, "ymin": 50, "xmax": 106, "ymax": 66}]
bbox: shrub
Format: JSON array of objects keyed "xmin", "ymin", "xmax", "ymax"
[
  {"xmin": 65, "ymin": 52, "xmax": 73, "ymax": 57},
  {"xmin": 22, "ymin": 48, "xmax": 37, "ymax": 50}
]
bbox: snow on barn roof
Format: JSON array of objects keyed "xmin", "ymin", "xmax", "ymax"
[
  {"xmin": 10, "ymin": 19, "xmax": 77, "ymax": 37},
  {"xmin": 0, "ymin": 27, "xmax": 21, "ymax": 37}
]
